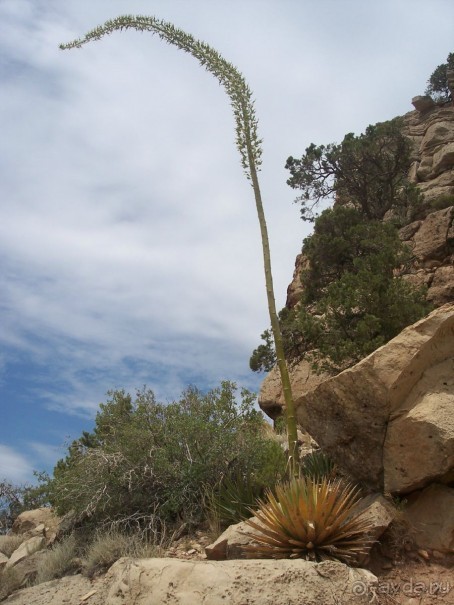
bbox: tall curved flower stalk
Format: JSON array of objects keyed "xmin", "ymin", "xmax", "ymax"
[{"xmin": 60, "ymin": 15, "xmax": 299, "ymax": 473}]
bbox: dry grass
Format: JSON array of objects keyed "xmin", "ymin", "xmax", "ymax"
[
  {"xmin": 0, "ymin": 566, "xmax": 22, "ymax": 601},
  {"xmin": 0, "ymin": 534, "xmax": 24, "ymax": 557},
  {"xmin": 34, "ymin": 534, "xmax": 79, "ymax": 585},
  {"xmin": 82, "ymin": 529, "xmax": 165, "ymax": 578}
]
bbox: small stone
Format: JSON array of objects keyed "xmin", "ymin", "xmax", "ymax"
[
  {"xmin": 432, "ymin": 549, "xmax": 445, "ymax": 559},
  {"xmin": 417, "ymin": 548, "xmax": 430, "ymax": 560},
  {"xmin": 381, "ymin": 562, "xmax": 394, "ymax": 570}
]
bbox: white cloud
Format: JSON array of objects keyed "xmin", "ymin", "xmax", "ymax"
[
  {"xmin": 1, "ymin": 0, "xmax": 453, "ymax": 432},
  {"xmin": 0, "ymin": 445, "xmax": 34, "ymax": 484}
]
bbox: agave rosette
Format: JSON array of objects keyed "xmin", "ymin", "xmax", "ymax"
[{"xmin": 244, "ymin": 476, "xmax": 374, "ymax": 563}]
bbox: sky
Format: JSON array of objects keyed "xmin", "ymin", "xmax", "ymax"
[{"xmin": 1, "ymin": 0, "xmax": 453, "ymax": 485}]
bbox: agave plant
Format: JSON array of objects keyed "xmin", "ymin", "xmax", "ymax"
[
  {"xmin": 244, "ymin": 476, "xmax": 374, "ymax": 564},
  {"xmin": 206, "ymin": 472, "xmax": 264, "ymax": 528},
  {"xmin": 301, "ymin": 450, "xmax": 337, "ymax": 482}
]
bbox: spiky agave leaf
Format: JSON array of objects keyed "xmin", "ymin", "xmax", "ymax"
[
  {"xmin": 301, "ymin": 450, "xmax": 337, "ymax": 482},
  {"xmin": 244, "ymin": 476, "xmax": 374, "ymax": 563}
]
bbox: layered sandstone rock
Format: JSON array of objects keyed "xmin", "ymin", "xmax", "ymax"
[
  {"xmin": 11, "ymin": 508, "xmax": 62, "ymax": 546},
  {"xmin": 103, "ymin": 557, "xmax": 377, "ymax": 605},
  {"xmin": 260, "ymin": 304, "xmax": 454, "ymax": 495},
  {"xmin": 403, "ymin": 105, "xmax": 454, "ymax": 202},
  {"xmin": 403, "ymin": 484, "xmax": 454, "ymax": 552}
]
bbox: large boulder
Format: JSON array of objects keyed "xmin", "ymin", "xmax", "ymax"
[
  {"xmin": 103, "ymin": 557, "xmax": 377, "ymax": 605},
  {"xmin": 403, "ymin": 484, "xmax": 454, "ymax": 552},
  {"xmin": 260, "ymin": 304, "xmax": 454, "ymax": 494},
  {"xmin": 5, "ymin": 536, "xmax": 45, "ymax": 570},
  {"xmin": 259, "ymin": 359, "xmax": 329, "ymax": 422},
  {"xmin": 205, "ymin": 519, "xmax": 261, "ymax": 560},
  {"xmin": 384, "ymin": 356, "xmax": 454, "ymax": 493},
  {"xmin": 11, "ymin": 508, "xmax": 62, "ymax": 546}
]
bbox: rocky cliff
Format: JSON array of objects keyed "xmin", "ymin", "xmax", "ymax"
[
  {"xmin": 286, "ymin": 103, "xmax": 454, "ymax": 311},
  {"xmin": 259, "ymin": 101, "xmax": 454, "ymax": 507}
]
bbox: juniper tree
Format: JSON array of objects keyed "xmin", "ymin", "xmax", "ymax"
[{"xmin": 60, "ymin": 15, "xmax": 300, "ymax": 474}]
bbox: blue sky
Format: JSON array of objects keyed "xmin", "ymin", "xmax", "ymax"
[{"xmin": 1, "ymin": 0, "xmax": 453, "ymax": 484}]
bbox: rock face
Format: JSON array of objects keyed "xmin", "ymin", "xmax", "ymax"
[
  {"xmin": 260, "ymin": 105, "xmax": 454, "ymax": 498},
  {"xmin": 0, "ymin": 508, "xmax": 64, "ymax": 591},
  {"xmin": 5, "ymin": 536, "xmax": 45, "ymax": 570},
  {"xmin": 261, "ymin": 304, "xmax": 454, "ymax": 495},
  {"xmin": 284, "ymin": 205, "xmax": 454, "ymax": 314},
  {"xmin": 400, "ymin": 205, "xmax": 454, "ymax": 306},
  {"xmin": 103, "ymin": 557, "xmax": 377, "ymax": 605},
  {"xmin": 403, "ymin": 105, "xmax": 454, "ymax": 202},
  {"xmin": 260, "ymin": 358, "xmax": 329, "ymax": 422},
  {"xmin": 403, "ymin": 484, "xmax": 454, "ymax": 552},
  {"xmin": 11, "ymin": 508, "xmax": 61, "ymax": 546}
]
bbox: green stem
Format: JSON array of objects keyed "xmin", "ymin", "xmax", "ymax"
[{"xmin": 242, "ymin": 105, "xmax": 299, "ymax": 476}]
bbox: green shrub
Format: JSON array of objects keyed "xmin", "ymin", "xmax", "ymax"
[
  {"xmin": 46, "ymin": 382, "xmax": 280, "ymax": 529},
  {"xmin": 301, "ymin": 451, "xmax": 336, "ymax": 482},
  {"xmin": 34, "ymin": 535, "xmax": 78, "ymax": 585},
  {"xmin": 285, "ymin": 118, "xmax": 421, "ymax": 224},
  {"xmin": 244, "ymin": 476, "xmax": 374, "ymax": 564},
  {"xmin": 425, "ymin": 52, "xmax": 454, "ymax": 103},
  {"xmin": 251, "ymin": 206, "xmax": 431, "ymax": 374}
]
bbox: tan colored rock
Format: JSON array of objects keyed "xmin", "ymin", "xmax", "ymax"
[
  {"xmin": 5, "ymin": 536, "xmax": 45, "ymax": 569},
  {"xmin": 0, "ymin": 551, "xmax": 8, "ymax": 570},
  {"xmin": 428, "ymin": 264, "xmax": 454, "ymax": 305},
  {"xmin": 403, "ymin": 484, "xmax": 454, "ymax": 551},
  {"xmin": 205, "ymin": 518, "xmax": 262, "ymax": 560},
  {"xmin": 411, "ymin": 96, "xmax": 436, "ymax": 113},
  {"xmin": 354, "ymin": 495, "xmax": 397, "ymax": 542},
  {"xmin": 2, "ymin": 573, "xmax": 106, "ymax": 605},
  {"xmin": 410, "ymin": 206, "xmax": 454, "ymax": 261},
  {"xmin": 260, "ymin": 304, "xmax": 454, "ymax": 493},
  {"xmin": 286, "ymin": 252, "xmax": 309, "ymax": 308},
  {"xmin": 432, "ymin": 141, "xmax": 454, "ymax": 176},
  {"xmin": 8, "ymin": 550, "xmax": 49, "ymax": 588},
  {"xmin": 11, "ymin": 508, "xmax": 61, "ymax": 545},
  {"xmin": 259, "ymin": 360, "xmax": 329, "ymax": 422},
  {"xmin": 104, "ymin": 557, "xmax": 377, "ymax": 605},
  {"xmin": 420, "ymin": 120, "xmax": 454, "ymax": 156},
  {"xmin": 384, "ymin": 357, "xmax": 454, "ymax": 493}
]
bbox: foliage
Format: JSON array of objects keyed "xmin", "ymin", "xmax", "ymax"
[
  {"xmin": 45, "ymin": 382, "xmax": 283, "ymax": 528},
  {"xmin": 34, "ymin": 535, "xmax": 79, "ymax": 584},
  {"xmin": 285, "ymin": 118, "xmax": 422, "ymax": 223},
  {"xmin": 244, "ymin": 476, "xmax": 374, "ymax": 563},
  {"xmin": 425, "ymin": 52, "xmax": 454, "ymax": 102},
  {"xmin": 0, "ymin": 477, "xmax": 49, "ymax": 534},
  {"xmin": 249, "ymin": 329, "xmax": 276, "ymax": 372},
  {"xmin": 60, "ymin": 13, "xmax": 300, "ymax": 475},
  {"xmin": 301, "ymin": 451, "xmax": 336, "ymax": 482},
  {"xmin": 251, "ymin": 206, "xmax": 431, "ymax": 374},
  {"xmin": 206, "ymin": 446, "xmax": 287, "ymax": 528}
]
